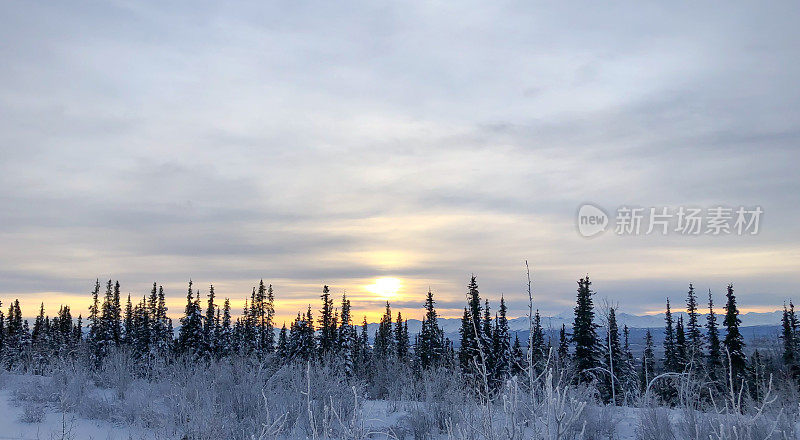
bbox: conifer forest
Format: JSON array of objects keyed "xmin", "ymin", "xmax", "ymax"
[{"xmin": 0, "ymin": 274, "xmax": 798, "ymax": 439}]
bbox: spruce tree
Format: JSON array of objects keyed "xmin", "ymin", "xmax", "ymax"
[
  {"xmin": 204, "ymin": 285, "xmax": 217, "ymax": 355},
  {"xmin": 511, "ymin": 333, "xmax": 525, "ymax": 376},
  {"xmin": 492, "ymin": 295, "xmax": 512, "ymax": 382},
  {"xmin": 722, "ymin": 283, "xmax": 747, "ymax": 387},
  {"xmin": 557, "ymin": 323, "xmax": 570, "ymax": 364},
  {"xmin": 685, "ymin": 284, "xmax": 704, "ymax": 368},
  {"xmin": 374, "ymin": 302, "xmax": 394, "ymax": 359},
  {"xmin": 337, "ymin": 293, "xmax": 356, "ymax": 375},
  {"xmin": 217, "ymin": 298, "xmax": 232, "ymax": 357},
  {"xmin": 572, "ymin": 276, "xmax": 599, "ymax": 383},
  {"xmin": 675, "ymin": 316, "xmax": 687, "ymax": 371},
  {"xmin": 177, "ymin": 280, "xmax": 204, "ymax": 357},
  {"xmin": 419, "ymin": 289, "xmax": 444, "ymax": 370},
  {"xmin": 783, "ymin": 302, "xmax": 800, "ymax": 381},
  {"xmin": 318, "ymin": 285, "xmax": 336, "ymax": 357},
  {"xmin": 663, "ymin": 298, "xmax": 677, "ymax": 372},
  {"xmin": 395, "ymin": 312, "xmax": 410, "ymax": 360},
  {"xmin": 530, "ymin": 309, "xmax": 545, "ymax": 372},
  {"xmin": 601, "ymin": 307, "xmax": 623, "ymax": 403},
  {"xmin": 277, "ymin": 323, "xmax": 288, "ymax": 360},
  {"xmin": 706, "ymin": 289, "xmax": 722, "ymax": 381},
  {"xmin": 112, "ymin": 281, "xmax": 122, "ymax": 345},
  {"xmin": 123, "ymin": 294, "xmax": 134, "ymax": 345},
  {"xmin": 458, "ymin": 275, "xmax": 483, "ymax": 380}
]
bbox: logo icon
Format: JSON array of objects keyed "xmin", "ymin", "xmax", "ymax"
[{"xmin": 577, "ymin": 203, "xmax": 609, "ymax": 237}]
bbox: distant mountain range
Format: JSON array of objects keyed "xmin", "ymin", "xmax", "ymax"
[{"xmin": 367, "ymin": 310, "xmax": 783, "ymax": 337}]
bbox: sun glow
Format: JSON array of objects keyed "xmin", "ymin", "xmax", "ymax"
[{"xmin": 365, "ymin": 277, "xmax": 402, "ymax": 299}]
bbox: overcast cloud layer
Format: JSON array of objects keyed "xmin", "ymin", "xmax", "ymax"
[{"xmin": 1, "ymin": 1, "xmax": 799, "ymax": 321}]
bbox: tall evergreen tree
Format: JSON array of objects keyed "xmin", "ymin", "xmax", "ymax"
[
  {"xmin": 492, "ymin": 295, "xmax": 512, "ymax": 382},
  {"xmin": 511, "ymin": 333, "xmax": 525, "ymax": 376},
  {"xmin": 277, "ymin": 323, "xmax": 288, "ymax": 360},
  {"xmin": 530, "ymin": 309, "xmax": 545, "ymax": 372},
  {"xmin": 663, "ymin": 298, "xmax": 677, "ymax": 372},
  {"xmin": 177, "ymin": 280, "xmax": 204, "ymax": 356},
  {"xmin": 706, "ymin": 289, "xmax": 722, "ymax": 381},
  {"xmin": 419, "ymin": 289, "xmax": 444, "ymax": 370},
  {"xmin": 601, "ymin": 307, "xmax": 623, "ymax": 403},
  {"xmin": 675, "ymin": 316, "xmax": 687, "ymax": 371},
  {"xmin": 722, "ymin": 283, "xmax": 747, "ymax": 388},
  {"xmin": 459, "ymin": 276, "xmax": 484, "ymax": 381},
  {"xmin": 112, "ymin": 281, "xmax": 122, "ymax": 345},
  {"xmin": 318, "ymin": 285, "xmax": 336, "ymax": 357},
  {"xmin": 572, "ymin": 276, "xmax": 599, "ymax": 383},
  {"xmin": 337, "ymin": 293, "xmax": 357, "ymax": 375},
  {"xmin": 557, "ymin": 323, "xmax": 570, "ymax": 364},
  {"xmin": 204, "ymin": 285, "xmax": 217, "ymax": 355},
  {"xmin": 395, "ymin": 312, "xmax": 410, "ymax": 360},
  {"xmin": 123, "ymin": 294, "xmax": 134, "ymax": 345},
  {"xmin": 782, "ymin": 302, "xmax": 799, "ymax": 380},
  {"xmin": 374, "ymin": 302, "xmax": 394, "ymax": 359},
  {"xmin": 685, "ymin": 284, "xmax": 704, "ymax": 368},
  {"xmin": 217, "ymin": 298, "xmax": 232, "ymax": 357}
]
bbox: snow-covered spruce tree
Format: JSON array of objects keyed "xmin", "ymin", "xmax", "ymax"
[
  {"xmin": 203, "ymin": 284, "xmax": 217, "ymax": 355},
  {"xmin": 288, "ymin": 305, "xmax": 316, "ymax": 361},
  {"xmin": 492, "ymin": 295, "xmax": 511, "ymax": 384},
  {"xmin": 662, "ymin": 298, "xmax": 677, "ymax": 372},
  {"xmin": 782, "ymin": 302, "xmax": 800, "ymax": 381},
  {"xmin": 458, "ymin": 275, "xmax": 483, "ymax": 381},
  {"xmin": 154, "ymin": 285, "xmax": 172, "ymax": 354},
  {"xmin": 722, "ymin": 283, "xmax": 747, "ymax": 388},
  {"xmin": 123, "ymin": 294, "xmax": 134, "ymax": 345},
  {"xmin": 530, "ymin": 309, "xmax": 545, "ymax": 374},
  {"xmin": 177, "ymin": 280, "xmax": 205, "ymax": 357},
  {"xmin": 481, "ymin": 300, "xmax": 494, "ymax": 378},
  {"xmin": 395, "ymin": 312, "xmax": 410, "ymax": 360},
  {"xmin": 685, "ymin": 283, "xmax": 704, "ymax": 369},
  {"xmin": 374, "ymin": 301, "xmax": 394, "ymax": 359},
  {"xmin": 87, "ymin": 279, "xmax": 103, "ymax": 365},
  {"xmin": 4, "ymin": 299, "xmax": 26, "ymax": 369},
  {"xmin": 572, "ymin": 276, "xmax": 599, "ymax": 384},
  {"xmin": 337, "ymin": 292, "xmax": 357, "ymax": 376},
  {"xmin": 356, "ymin": 316, "xmax": 371, "ymax": 377},
  {"xmin": 600, "ymin": 307, "xmax": 623, "ymax": 403},
  {"xmin": 318, "ymin": 285, "xmax": 337, "ymax": 358},
  {"xmin": 263, "ymin": 282, "xmax": 275, "ymax": 354},
  {"xmin": 418, "ymin": 289, "xmax": 444, "ymax": 370},
  {"xmin": 675, "ymin": 315, "xmax": 687, "ymax": 371},
  {"xmin": 277, "ymin": 323, "xmax": 288, "ymax": 360},
  {"xmin": 511, "ymin": 332, "xmax": 525, "ymax": 376},
  {"xmin": 706, "ymin": 289, "xmax": 722, "ymax": 382},
  {"xmin": 557, "ymin": 323, "xmax": 570, "ymax": 365},
  {"xmin": 111, "ymin": 280, "xmax": 122, "ymax": 345},
  {"xmin": 132, "ymin": 296, "xmax": 151, "ymax": 361}
]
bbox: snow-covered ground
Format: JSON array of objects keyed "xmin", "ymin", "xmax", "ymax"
[{"xmin": 0, "ymin": 374, "xmax": 157, "ymax": 440}]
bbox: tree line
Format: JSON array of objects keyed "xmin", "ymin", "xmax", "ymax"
[{"xmin": 0, "ymin": 274, "xmax": 796, "ymax": 405}]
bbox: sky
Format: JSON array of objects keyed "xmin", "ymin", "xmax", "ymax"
[{"xmin": 1, "ymin": 1, "xmax": 799, "ymax": 324}]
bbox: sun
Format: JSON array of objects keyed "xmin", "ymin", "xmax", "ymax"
[{"xmin": 365, "ymin": 277, "xmax": 402, "ymax": 299}]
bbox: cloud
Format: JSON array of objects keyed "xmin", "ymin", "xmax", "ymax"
[{"xmin": 0, "ymin": 0, "xmax": 799, "ymax": 321}]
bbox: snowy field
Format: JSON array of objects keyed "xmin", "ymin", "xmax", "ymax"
[{"xmin": 2, "ymin": 367, "xmax": 795, "ymax": 440}]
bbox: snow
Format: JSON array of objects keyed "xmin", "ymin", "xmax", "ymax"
[{"xmin": 0, "ymin": 375, "xmax": 156, "ymax": 440}]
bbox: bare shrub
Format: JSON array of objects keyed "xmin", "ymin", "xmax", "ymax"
[
  {"xmin": 19, "ymin": 400, "xmax": 46, "ymax": 423},
  {"xmin": 636, "ymin": 407, "xmax": 675, "ymax": 440}
]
